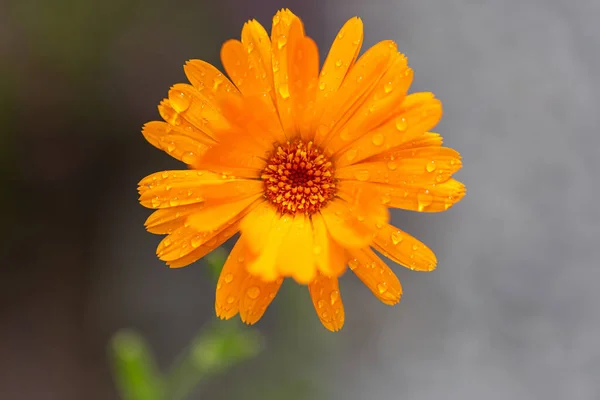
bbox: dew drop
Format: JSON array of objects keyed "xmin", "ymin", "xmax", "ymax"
[
  {"xmin": 246, "ymin": 42, "xmax": 255, "ymax": 53},
  {"xmin": 191, "ymin": 235, "xmax": 203, "ymax": 248},
  {"xmin": 161, "ymin": 171, "xmax": 169, "ymax": 179},
  {"xmin": 277, "ymin": 36, "xmax": 287, "ymax": 49},
  {"xmin": 247, "ymin": 286, "xmax": 260, "ymax": 299},
  {"xmin": 237, "ymin": 255, "xmax": 245, "ymax": 263},
  {"xmin": 169, "ymin": 197, "xmax": 180, "ymax": 207},
  {"xmin": 224, "ymin": 273, "xmax": 234, "ymax": 283},
  {"xmin": 355, "ymin": 170, "xmax": 370, "ymax": 181},
  {"xmin": 330, "ymin": 290, "xmax": 339, "ymax": 305},
  {"xmin": 278, "ymin": 84, "xmax": 290, "ymax": 99},
  {"xmin": 163, "ymin": 238, "xmax": 172, "ymax": 247},
  {"xmin": 226, "ymin": 296, "xmax": 235, "ymax": 304},
  {"xmin": 170, "ymin": 91, "xmax": 191, "ymax": 113},
  {"xmin": 167, "ymin": 142, "xmax": 176, "ymax": 152},
  {"xmin": 335, "ymin": 59, "xmax": 343, "ymax": 67},
  {"xmin": 417, "ymin": 191, "xmax": 433, "ymax": 211},
  {"xmin": 377, "ymin": 283, "xmax": 388, "ymax": 294},
  {"xmin": 425, "ymin": 161, "xmax": 436, "ymax": 172},
  {"xmin": 273, "ymin": 15, "xmax": 280, "ymax": 25},
  {"xmin": 412, "ymin": 244, "xmax": 420, "ymax": 251},
  {"xmin": 381, "ymin": 195, "xmax": 391, "ymax": 205},
  {"xmin": 317, "ymin": 299, "xmax": 325, "ymax": 309},
  {"xmin": 313, "ymin": 245, "xmax": 322, "ymax": 255},
  {"xmin": 383, "ymin": 81, "xmax": 393, "ymax": 94},
  {"xmin": 372, "ymin": 133, "xmax": 384, "ymax": 146},
  {"xmin": 395, "ymin": 117, "xmax": 407, "ymax": 131},
  {"xmin": 346, "ymin": 149, "xmax": 358, "ymax": 162},
  {"xmin": 212, "ymin": 77, "xmax": 223, "ymax": 91},
  {"xmin": 348, "ymin": 258, "xmax": 359, "ymax": 270},
  {"xmin": 391, "ymin": 230, "xmax": 403, "ymax": 245},
  {"xmin": 182, "ymin": 152, "xmax": 197, "ymax": 164},
  {"xmin": 337, "ymin": 31, "xmax": 345, "ymax": 39},
  {"xmin": 318, "ymin": 81, "xmax": 326, "ymax": 91},
  {"xmin": 387, "ymin": 161, "xmax": 398, "ymax": 170}
]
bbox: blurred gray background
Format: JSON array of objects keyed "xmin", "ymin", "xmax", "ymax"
[{"xmin": 1, "ymin": 0, "xmax": 599, "ymax": 399}]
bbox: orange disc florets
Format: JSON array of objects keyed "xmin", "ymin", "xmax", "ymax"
[{"xmin": 262, "ymin": 139, "xmax": 336, "ymax": 215}]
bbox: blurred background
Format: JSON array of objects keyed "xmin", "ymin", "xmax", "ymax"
[{"xmin": 1, "ymin": 0, "xmax": 599, "ymax": 399}]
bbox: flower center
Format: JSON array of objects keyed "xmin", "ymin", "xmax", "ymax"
[{"xmin": 262, "ymin": 139, "xmax": 336, "ymax": 215}]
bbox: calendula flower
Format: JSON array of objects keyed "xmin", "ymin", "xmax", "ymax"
[{"xmin": 138, "ymin": 9, "xmax": 465, "ymax": 331}]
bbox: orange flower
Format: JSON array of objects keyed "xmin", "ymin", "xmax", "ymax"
[{"xmin": 138, "ymin": 9, "xmax": 465, "ymax": 331}]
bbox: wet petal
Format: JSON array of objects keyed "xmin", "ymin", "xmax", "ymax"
[
  {"xmin": 241, "ymin": 19, "xmax": 274, "ymax": 100},
  {"xmin": 187, "ymin": 194, "xmax": 262, "ymax": 232},
  {"xmin": 144, "ymin": 204, "xmax": 204, "ymax": 234},
  {"xmin": 348, "ymin": 248, "xmax": 402, "ymax": 305},
  {"xmin": 245, "ymin": 214, "xmax": 293, "ymax": 281},
  {"xmin": 312, "ymin": 214, "xmax": 347, "ymax": 277},
  {"xmin": 183, "ymin": 59, "xmax": 240, "ymax": 102},
  {"xmin": 308, "ymin": 272, "xmax": 345, "ymax": 332},
  {"xmin": 372, "ymin": 223, "xmax": 437, "ymax": 271},
  {"xmin": 239, "ymin": 275, "xmax": 283, "ymax": 325},
  {"xmin": 277, "ymin": 214, "xmax": 316, "ymax": 283},
  {"xmin": 334, "ymin": 92, "xmax": 443, "ymax": 167},
  {"xmin": 336, "ymin": 147, "xmax": 462, "ymax": 186},
  {"xmin": 215, "ymin": 238, "xmax": 251, "ymax": 319}
]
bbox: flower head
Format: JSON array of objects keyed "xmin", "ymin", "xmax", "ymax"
[{"xmin": 138, "ymin": 9, "xmax": 465, "ymax": 331}]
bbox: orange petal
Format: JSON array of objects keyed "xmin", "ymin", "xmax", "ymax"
[
  {"xmin": 321, "ymin": 195, "xmax": 388, "ymax": 249},
  {"xmin": 336, "ymin": 147, "xmax": 462, "ymax": 186},
  {"xmin": 241, "ymin": 19, "xmax": 274, "ymax": 101},
  {"xmin": 245, "ymin": 214, "xmax": 293, "ymax": 282},
  {"xmin": 271, "ymin": 9, "xmax": 302, "ymax": 137},
  {"xmin": 313, "ymin": 40, "xmax": 398, "ymax": 146},
  {"xmin": 324, "ymin": 52, "xmax": 413, "ymax": 154},
  {"xmin": 138, "ymin": 170, "xmax": 264, "ymax": 209},
  {"xmin": 183, "ymin": 59, "xmax": 240, "ymax": 103},
  {"xmin": 277, "ymin": 214, "xmax": 316, "ymax": 284},
  {"xmin": 287, "ymin": 19, "xmax": 319, "ymax": 139},
  {"xmin": 340, "ymin": 178, "xmax": 466, "ymax": 212},
  {"xmin": 144, "ymin": 204, "xmax": 204, "ymax": 234},
  {"xmin": 312, "ymin": 214, "xmax": 347, "ymax": 277},
  {"xmin": 372, "ymin": 223, "xmax": 437, "ymax": 271},
  {"xmin": 187, "ymin": 194, "xmax": 262, "ymax": 232},
  {"xmin": 334, "ymin": 92, "xmax": 443, "ymax": 167},
  {"xmin": 215, "ymin": 238, "xmax": 251, "ymax": 320},
  {"xmin": 394, "ymin": 131, "xmax": 443, "ymax": 150},
  {"xmin": 308, "ymin": 272, "xmax": 345, "ymax": 332},
  {"xmin": 166, "ymin": 217, "xmax": 242, "ymax": 268},
  {"xmin": 194, "ymin": 141, "xmax": 267, "ymax": 178},
  {"xmin": 348, "ymin": 248, "xmax": 402, "ymax": 305},
  {"xmin": 313, "ymin": 17, "xmax": 363, "ymax": 126},
  {"xmin": 238, "ymin": 275, "xmax": 283, "ymax": 325}
]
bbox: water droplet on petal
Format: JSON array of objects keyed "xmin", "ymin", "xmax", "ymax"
[
  {"xmin": 247, "ymin": 286, "xmax": 260, "ymax": 299},
  {"xmin": 330, "ymin": 290, "xmax": 339, "ymax": 305},
  {"xmin": 355, "ymin": 170, "xmax": 370, "ymax": 181},
  {"xmin": 313, "ymin": 245, "xmax": 322, "ymax": 255},
  {"xmin": 417, "ymin": 191, "xmax": 433, "ymax": 211},
  {"xmin": 381, "ymin": 195, "xmax": 391, "ymax": 205},
  {"xmin": 278, "ymin": 84, "xmax": 290, "ymax": 99},
  {"xmin": 377, "ymin": 283, "xmax": 388, "ymax": 294},
  {"xmin": 161, "ymin": 172, "xmax": 169, "ymax": 179},
  {"xmin": 383, "ymin": 81, "xmax": 393, "ymax": 94},
  {"xmin": 246, "ymin": 42, "xmax": 255, "ymax": 53},
  {"xmin": 372, "ymin": 133, "xmax": 384, "ymax": 146},
  {"xmin": 169, "ymin": 197, "xmax": 180, "ymax": 206},
  {"xmin": 151, "ymin": 197, "xmax": 162, "ymax": 207},
  {"xmin": 224, "ymin": 273, "xmax": 234, "ymax": 283},
  {"xmin": 348, "ymin": 259, "xmax": 359, "ymax": 270},
  {"xmin": 337, "ymin": 31, "xmax": 344, "ymax": 39},
  {"xmin": 277, "ymin": 35, "xmax": 287, "ymax": 49},
  {"xmin": 273, "ymin": 15, "xmax": 280, "ymax": 25},
  {"xmin": 170, "ymin": 91, "xmax": 191, "ymax": 113},
  {"xmin": 335, "ymin": 59, "xmax": 343, "ymax": 67},
  {"xmin": 395, "ymin": 117, "xmax": 407, "ymax": 131},
  {"xmin": 226, "ymin": 296, "xmax": 235, "ymax": 304},
  {"xmin": 425, "ymin": 161, "xmax": 436, "ymax": 172},
  {"xmin": 191, "ymin": 235, "xmax": 203, "ymax": 248},
  {"xmin": 182, "ymin": 152, "xmax": 197, "ymax": 164},
  {"xmin": 317, "ymin": 299, "xmax": 325, "ymax": 309},
  {"xmin": 346, "ymin": 149, "xmax": 358, "ymax": 162},
  {"xmin": 387, "ymin": 161, "xmax": 398, "ymax": 170},
  {"xmin": 391, "ymin": 230, "xmax": 403, "ymax": 245}
]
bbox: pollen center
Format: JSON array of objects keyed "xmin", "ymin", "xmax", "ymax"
[{"xmin": 262, "ymin": 139, "xmax": 336, "ymax": 215}]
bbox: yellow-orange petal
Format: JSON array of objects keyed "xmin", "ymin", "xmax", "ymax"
[
  {"xmin": 215, "ymin": 238, "xmax": 251, "ymax": 320},
  {"xmin": 348, "ymin": 248, "xmax": 402, "ymax": 305},
  {"xmin": 138, "ymin": 170, "xmax": 264, "ymax": 209},
  {"xmin": 395, "ymin": 131, "xmax": 444, "ymax": 149},
  {"xmin": 239, "ymin": 275, "xmax": 284, "ymax": 325},
  {"xmin": 308, "ymin": 272, "xmax": 345, "ymax": 332},
  {"xmin": 277, "ymin": 214, "xmax": 316, "ymax": 284},
  {"xmin": 313, "ymin": 40, "xmax": 398, "ymax": 146},
  {"xmin": 271, "ymin": 8, "xmax": 302, "ymax": 137},
  {"xmin": 324, "ymin": 52, "xmax": 413, "ymax": 154},
  {"xmin": 187, "ymin": 194, "xmax": 262, "ymax": 232},
  {"xmin": 334, "ymin": 92, "xmax": 443, "ymax": 167},
  {"xmin": 245, "ymin": 214, "xmax": 293, "ymax": 282},
  {"xmin": 342, "ymin": 178, "xmax": 466, "ymax": 212},
  {"xmin": 311, "ymin": 214, "xmax": 348, "ymax": 277},
  {"xmin": 144, "ymin": 204, "xmax": 204, "ymax": 234},
  {"xmin": 321, "ymin": 195, "xmax": 389, "ymax": 249},
  {"xmin": 372, "ymin": 223, "xmax": 437, "ymax": 271},
  {"xmin": 336, "ymin": 146, "xmax": 462, "ymax": 186},
  {"xmin": 166, "ymin": 217, "xmax": 243, "ymax": 268},
  {"xmin": 287, "ymin": 19, "xmax": 319, "ymax": 139},
  {"xmin": 313, "ymin": 17, "xmax": 363, "ymax": 124},
  {"xmin": 183, "ymin": 59, "xmax": 241, "ymax": 102},
  {"xmin": 241, "ymin": 19, "xmax": 275, "ymax": 102}
]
